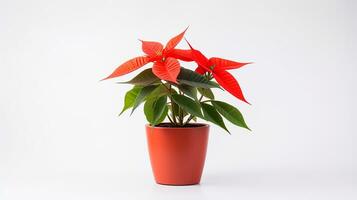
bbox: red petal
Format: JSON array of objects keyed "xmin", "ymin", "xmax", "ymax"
[
  {"xmin": 213, "ymin": 70, "xmax": 250, "ymax": 104},
  {"xmin": 164, "ymin": 27, "xmax": 188, "ymax": 53},
  {"xmin": 185, "ymin": 39, "xmax": 210, "ymax": 70},
  {"xmin": 195, "ymin": 66, "xmax": 207, "ymax": 74},
  {"xmin": 209, "ymin": 57, "xmax": 251, "ymax": 71},
  {"xmin": 140, "ymin": 40, "xmax": 163, "ymax": 57},
  {"xmin": 101, "ymin": 56, "xmax": 149, "ymax": 80},
  {"xmin": 152, "ymin": 58, "xmax": 180, "ymax": 83},
  {"xmin": 167, "ymin": 49, "xmax": 193, "ymax": 61}
]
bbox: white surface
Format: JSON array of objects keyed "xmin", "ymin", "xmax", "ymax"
[
  {"xmin": 0, "ymin": 0, "xmax": 356, "ymax": 199},
  {"xmin": 1, "ymin": 171, "xmax": 356, "ymax": 200}
]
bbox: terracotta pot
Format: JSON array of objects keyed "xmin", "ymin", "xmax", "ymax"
[{"xmin": 145, "ymin": 123, "xmax": 209, "ymax": 185}]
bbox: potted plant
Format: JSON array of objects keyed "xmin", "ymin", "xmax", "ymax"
[{"xmin": 102, "ymin": 28, "xmax": 251, "ymax": 185}]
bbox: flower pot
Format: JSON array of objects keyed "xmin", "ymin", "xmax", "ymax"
[{"xmin": 145, "ymin": 123, "xmax": 209, "ymax": 185}]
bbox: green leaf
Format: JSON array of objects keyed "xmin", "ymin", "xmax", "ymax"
[
  {"xmin": 168, "ymin": 101, "xmax": 179, "ymax": 116},
  {"xmin": 178, "ymin": 84, "xmax": 197, "ymax": 100},
  {"xmin": 131, "ymin": 84, "xmax": 159, "ymax": 114},
  {"xmin": 201, "ymin": 102, "xmax": 230, "ymax": 133},
  {"xmin": 156, "ymin": 105, "xmax": 168, "ymax": 124},
  {"xmin": 177, "ymin": 68, "xmax": 220, "ymax": 88},
  {"xmin": 118, "ymin": 68, "xmax": 160, "ymax": 86},
  {"xmin": 147, "ymin": 84, "xmax": 169, "ymax": 100},
  {"xmin": 171, "ymin": 94, "xmax": 203, "ymax": 118},
  {"xmin": 144, "ymin": 96, "xmax": 168, "ymax": 125},
  {"xmin": 198, "ymin": 88, "xmax": 215, "ymax": 99},
  {"xmin": 119, "ymin": 86, "xmax": 142, "ymax": 115},
  {"xmin": 211, "ymin": 101, "xmax": 250, "ymax": 130}
]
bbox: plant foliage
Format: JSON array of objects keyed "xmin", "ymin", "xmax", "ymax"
[{"xmin": 103, "ymin": 28, "xmax": 252, "ymax": 133}]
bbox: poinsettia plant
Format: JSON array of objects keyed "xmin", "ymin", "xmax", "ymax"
[{"xmin": 102, "ymin": 28, "xmax": 251, "ymax": 133}]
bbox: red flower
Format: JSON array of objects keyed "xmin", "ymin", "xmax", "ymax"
[
  {"xmin": 102, "ymin": 28, "xmax": 191, "ymax": 83},
  {"xmin": 186, "ymin": 40, "xmax": 251, "ymax": 104}
]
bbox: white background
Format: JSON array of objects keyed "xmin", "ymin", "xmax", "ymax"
[{"xmin": 1, "ymin": 0, "xmax": 356, "ymax": 199}]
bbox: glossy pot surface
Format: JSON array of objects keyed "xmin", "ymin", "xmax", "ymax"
[{"xmin": 146, "ymin": 123, "xmax": 209, "ymax": 185}]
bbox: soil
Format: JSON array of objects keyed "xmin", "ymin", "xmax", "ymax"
[{"xmin": 154, "ymin": 123, "xmax": 206, "ymax": 128}]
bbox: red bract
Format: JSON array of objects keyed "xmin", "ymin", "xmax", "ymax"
[
  {"xmin": 185, "ymin": 40, "xmax": 251, "ymax": 104},
  {"xmin": 102, "ymin": 28, "xmax": 191, "ymax": 83}
]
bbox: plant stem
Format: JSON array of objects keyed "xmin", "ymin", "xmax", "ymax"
[
  {"xmin": 183, "ymin": 73, "xmax": 214, "ymax": 126},
  {"xmin": 201, "ymin": 99, "xmax": 213, "ymax": 103},
  {"xmin": 179, "ymin": 107, "xmax": 184, "ymax": 126},
  {"xmin": 184, "ymin": 94, "xmax": 204, "ymax": 125},
  {"xmin": 163, "ymin": 83, "xmax": 178, "ymax": 125},
  {"xmin": 167, "ymin": 114, "xmax": 174, "ymax": 124},
  {"xmin": 184, "ymin": 115, "xmax": 195, "ymax": 126},
  {"xmin": 169, "ymin": 84, "xmax": 179, "ymax": 125}
]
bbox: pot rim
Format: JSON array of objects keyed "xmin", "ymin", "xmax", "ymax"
[{"xmin": 146, "ymin": 123, "xmax": 209, "ymax": 130}]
